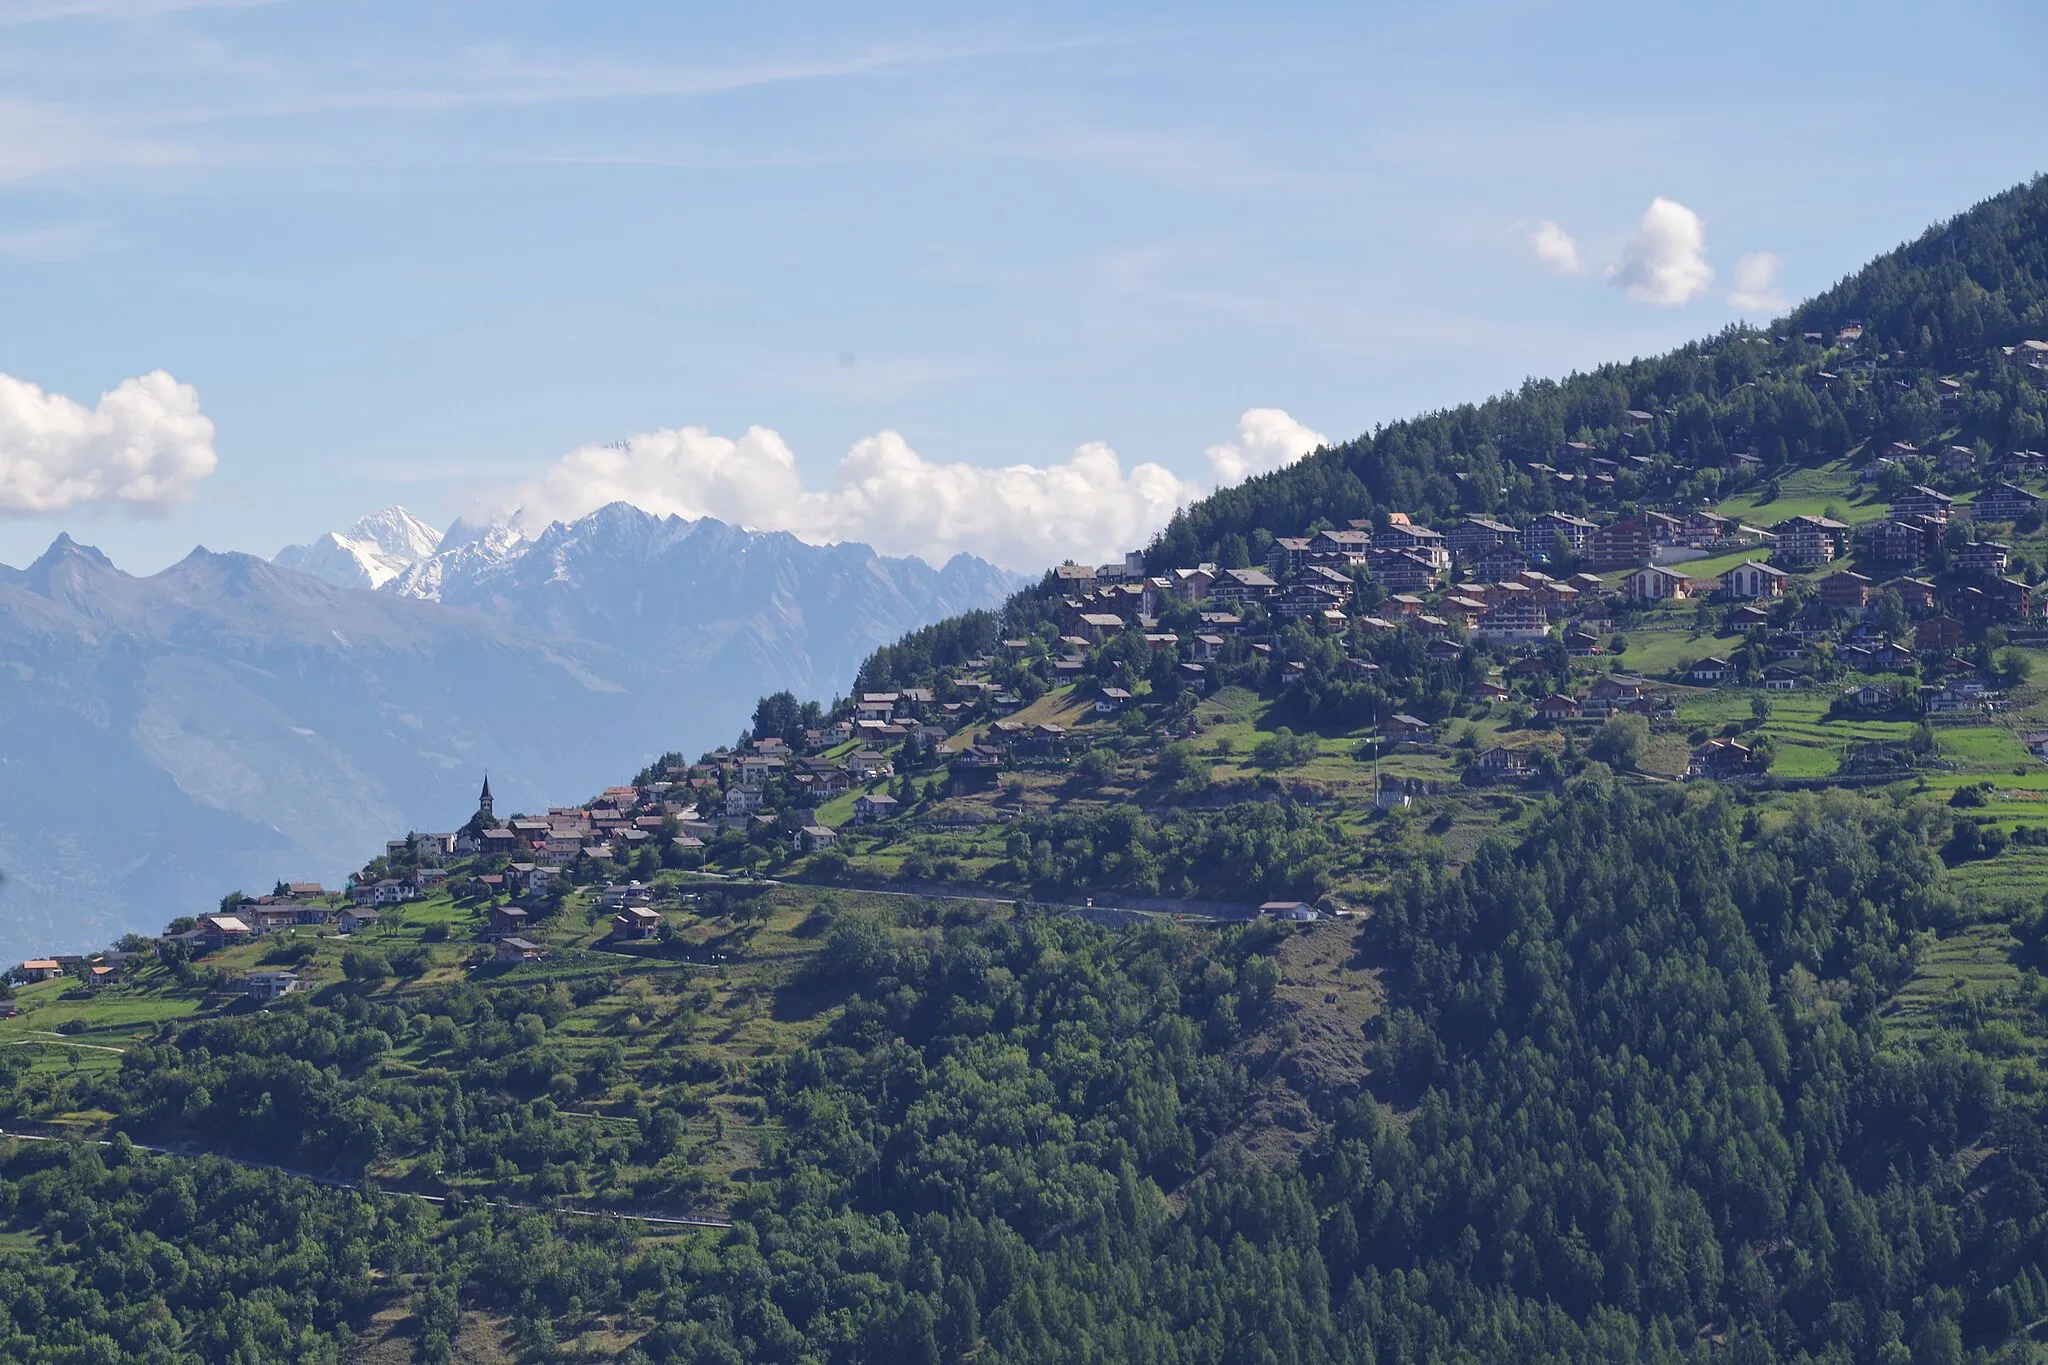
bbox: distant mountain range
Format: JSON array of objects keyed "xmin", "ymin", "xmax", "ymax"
[{"xmin": 0, "ymin": 509, "xmax": 1019, "ymax": 959}]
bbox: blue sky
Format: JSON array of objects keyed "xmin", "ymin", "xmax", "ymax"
[{"xmin": 0, "ymin": 0, "xmax": 2043, "ymax": 573}]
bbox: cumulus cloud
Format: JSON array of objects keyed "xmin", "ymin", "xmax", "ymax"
[
  {"xmin": 0, "ymin": 369, "xmax": 218, "ymax": 515},
  {"xmin": 1610, "ymin": 197, "xmax": 1714, "ymax": 306},
  {"xmin": 497, "ymin": 423, "xmax": 1205, "ymax": 573},
  {"xmin": 1205, "ymin": 408, "xmax": 1329, "ymax": 485},
  {"xmin": 1528, "ymin": 219, "xmax": 1583, "ymax": 275},
  {"xmin": 1727, "ymin": 250, "xmax": 1788, "ymax": 313}
]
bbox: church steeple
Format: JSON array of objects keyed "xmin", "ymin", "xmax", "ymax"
[{"xmin": 478, "ymin": 773, "xmax": 494, "ymax": 818}]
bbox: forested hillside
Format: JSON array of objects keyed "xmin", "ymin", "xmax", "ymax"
[
  {"xmin": 13, "ymin": 178, "xmax": 2048, "ymax": 1364},
  {"xmin": 1146, "ymin": 176, "xmax": 2048, "ymax": 574},
  {"xmin": 5, "ymin": 780, "xmax": 2046, "ymax": 1361}
]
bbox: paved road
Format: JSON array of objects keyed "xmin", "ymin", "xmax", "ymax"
[{"xmin": 0, "ymin": 1127, "xmax": 733, "ymax": 1230}]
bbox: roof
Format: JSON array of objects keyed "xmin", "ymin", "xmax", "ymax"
[
  {"xmin": 205, "ymin": 916, "xmax": 252, "ymax": 933},
  {"xmin": 500, "ymin": 937, "xmax": 542, "ymax": 952},
  {"xmin": 20, "ymin": 959, "xmax": 58, "ymax": 971}
]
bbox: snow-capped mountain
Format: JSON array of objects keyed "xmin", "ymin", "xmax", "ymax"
[
  {"xmin": 383, "ymin": 501, "xmax": 1022, "ymax": 714},
  {"xmin": 382, "ymin": 517, "xmax": 526, "ymax": 602},
  {"xmin": 273, "ymin": 506, "xmax": 444, "ymax": 589}
]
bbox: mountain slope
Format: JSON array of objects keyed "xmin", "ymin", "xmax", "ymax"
[
  {"xmin": 0, "ymin": 539, "xmax": 655, "ymax": 958},
  {"xmin": 0, "ymin": 513, "xmax": 1018, "ymax": 959}
]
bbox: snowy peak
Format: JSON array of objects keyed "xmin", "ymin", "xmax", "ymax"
[
  {"xmin": 273, "ymin": 506, "xmax": 445, "ymax": 590},
  {"xmin": 346, "ymin": 506, "xmax": 442, "ymax": 563},
  {"xmin": 385, "ymin": 520, "xmax": 526, "ymax": 602}
]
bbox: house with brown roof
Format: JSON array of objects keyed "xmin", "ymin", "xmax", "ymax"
[{"xmin": 612, "ymin": 906, "xmax": 663, "ymax": 942}]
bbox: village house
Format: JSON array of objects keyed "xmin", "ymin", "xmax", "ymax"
[
  {"xmin": 1890, "ymin": 485, "xmax": 1953, "ymax": 523},
  {"xmin": 495, "ymin": 937, "xmax": 545, "ymax": 963},
  {"xmin": 1817, "ymin": 571, "xmax": 1872, "ymax": 611},
  {"xmin": 612, "ymin": 906, "xmax": 663, "ymax": 942},
  {"xmin": 337, "ymin": 908, "xmax": 379, "ymax": 935},
  {"xmin": 1690, "ymin": 739, "xmax": 1752, "ymax": 778},
  {"xmin": 1539, "ymin": 694, "xmax": 1583, "ymax": 722},
  {"xmin": 1446, "ymin": 516, "xmax": 1518, "ymax": 560},
  {"xmin": 1916, "ymin": 616, "xmax": 1966, "ymax": 652},
  {"xmin": 1974, "ymin": 481, "xmax": 2042, "ymax": 523},
  {"xmin": 1471, "ymin": 746, "xmax": 1535, "ymax": 782},
  {"xmin": 1384, "ymin": 713, "xmax": 1433, "ymax": 742},
  {"xmin": 1623, "ymin": 565, "xmax": 1700, "ymax": 602},
  {"xmin": 1687, "ymin": 657, "xmax": 1732, "ymax": 684},
  {"xmin": 488, "ymin": 906, "xmax": 529, "ymax": 938},
  {"xmin": 853, "ymin": 792, "xmax": 899, "ymax": 824},
  {"xmin": 1260, "ymin": 901, "xmax": 1320, "ymax": 922},
  {"xmin": 1957, "ymin": 541, "xmax": 2012, "ymax": 577},
  {"xmin": 1772, "ymin": 515, "xmax": 1849, "ymax": 567},
  {"xmin": 17, "ymin": 959, "xmax": 60, "ymax": 982},
  {"xmin": 1723, "ymin": 561, "xmax": 1791, "ymax": 600},
  {"xmin": 1521, "ymin": 511, "xmax": 1597, "ymax": 561},
  {"xmin": 247, "ymin": 970, "xmax": 298, "ymax": 1003},
  {"xmin": 795, "ymin": 824, "xmax": 839, "ymax": 854}
]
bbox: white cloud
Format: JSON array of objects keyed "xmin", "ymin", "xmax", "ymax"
[
  {"xmin": 0, "ymin": 369, "xmax": 217, "ymax": 515},
  {"xmin": 1528, "ymin": 219, "xmax": 1583, "ymax": 275},
  {"xmin": 1204, "ymin": 408, "xmax": 1329, "ymax": 485},
  {"xmin": 1610, "ymin": 197, "xmax": 1714, "ymax": 306},
  {"xmin": 497, "ymin": 423, "xmax": 1205, "ymax": 573},
  {"xmin": 1727, "ymin": 250, "xmax": 1788, "ymax": 313}
]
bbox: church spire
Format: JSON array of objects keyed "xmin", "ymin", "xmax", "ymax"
[{"xmin": 478, "ymin": 772, "xmax": 494, "ymax": 818}]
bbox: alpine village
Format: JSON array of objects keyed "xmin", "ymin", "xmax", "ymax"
[{"xmin": 17, "ymin": 181, "xmax": 2048, "ymax": 1365}]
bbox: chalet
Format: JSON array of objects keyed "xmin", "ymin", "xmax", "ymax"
[
  {"xmin": 247, "ymin": 970, "xmax": 298, "ymax": 1003},
  {"xmin": 1773, "ymin": 515, "xmax": 1849, "ymax": 567},
  {"xmin": 1372, "ymin": 522, "xmax": 1448, "ymax": 567},
  {"xmin": 1916, "ymin": 616, "xmax": 1965, "ymax": 652},
  {"xmin": 1689, "ymin": 739, "xmax": 1752, "ymax": 778},
  {"xmin": 1053, "ymin": 562, "xmax": 1096, "ymax": 586},
  {"xmin": 796, "ymin": 825, "xmax": 839, "ymax": 854},
  {"xmin": 337, "ymin": 909, "xmax": 379, "ymax": 935},
  {"xmin": 1259, "ymin": 901, "xmax": 1320, "ymax": 922},
  {"xmin": 1761, "ymin": 665, "xmax": 1805, "ymax": 691},
  {"xmin": 478, "ymin": 828, "xmax": 519, "ymax": 857},
  {"xmin": 283, "ymin": 882, "xmax": 327, "ymax": 900},
  {"xmin": 1723, "ymin": 561, "xmax": 1791, "ymax": 600},
  {"xmin": 488, "ymin": 906, "xmax": 530, "ymax": 938},
  {"xmin": 201, "ymin": 915, "xmax": 254, "ymax": 947},
  {"xmin": 17, "ymin": 959, "xmax": 60, "ymax": 982},
  {"xmin": 853, "ymin": 793, "xmax": 900, "ymax": 824},
  {"xmin": 1563, "ymin": 628, "xmax": 1602, "ymax": 657},
  {"xmin": 1879, "ymin": 575, "xmax": 1938, "ymax": 612},
  {"xmin": 1687, "ymin": 657, "xmax": 1732, "ymax": 684},
  {"xmin": 1374, "ymin": 775, "xmax": 1433, "ymax": 810},
  {"xmin": 494, "ymin": 937, "xmax": 545, "ymax": 963},
  {"xmin": 1075, "ymin": 612, "xmax": 1127, "ymax": 642},
  {"xmin": 1538, "ymin": 694, "xmax": 1583, "ymax": 721},
  {"xmin": 1095, "ymin": 687, "xmax": 1133, "ymax": 714},
  {"xmin": 1587, "ymin": 675, "xmax": 1646, "ymax": 711},
  {"xmin": 1384, "ymin": 713, "xmax": 1433, "ymax": 741},
  {"xmin": 1208, "ymin": 568, "xmax": 1278, "ymax": 604},
  {"xmin": 1848, "ymin": 684, "xmax": 1898, "ymax": 711},
  {"xmin": 352, "ymin": 878, "xmax": 415, "ymax": 908},
  {"xmin": 1623, "ymin": 565, "xmax": 1699, "ymax": 602},
  {"xmin": 1471, "ymin": 746, "xmax": 1535, "ymax": 781},
  {"xmin": 612, "ymin": 906, "xmax": 663, "ymax": 942},
  {"xmin": 1592, "ymin": 512, "xmax": 1681, "ymax": 569},
  {"xmin": 1470, "ymin": 547, "xmax": 1530, "ymax": 582},
  {"xmin": 1446, "ymin": 516, "xmax": 1519, "ymax": 559},
  {"xmin": 1817, "ymin": 571, "xmax": 1872, "ymax": 611},
  {"xmin": 1172, "ymin": 566, "xmax": 1217, "ymax": 600},
  {"xmin": 1191, "ymin": 633, "xmax": 1226, "ymax": 662},
  {"xmin": 1266, "ymin": 537, "xmax": 1315, "ymax": 579},
  {"xmin": 1521, "ymin": 512, "xmax": 1597, "ymax": 561},
  {"xmin": 1474, "ymin": 600, "xmax": 1549, "ymax": 642},
  {"xmin": 847, "ymin": 750, "xmax": 893, "ymax": 780},
  {"xmin": 1957, "ymin": 541, "xmax": 2012, "ymax": 578},
  {"xmin": 1993, "ymin": 576, "xmax": 2034, "ymax": 619},
  {"xmin": 1890, "ymin": 485, "xmax": 1953, "ymax": 523},
  {"xmin": 1366, "ymin": 548, "xmax": 1440, "ymax": 593},
  {"xmin": 85, "ymin": 963, "xmax": 117, "ymax": 990},
  {"xmin": 1973, "ymin": 481, "xmax": 2042, "ymax": 523}
]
